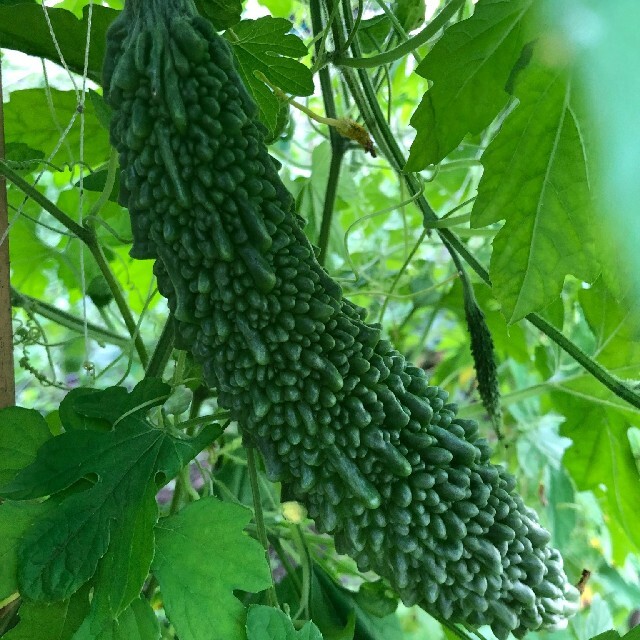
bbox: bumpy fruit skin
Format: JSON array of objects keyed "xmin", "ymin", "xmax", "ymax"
[{"xmin": 105, "ymin": 1, "xmax": 579, "ymax": 637}]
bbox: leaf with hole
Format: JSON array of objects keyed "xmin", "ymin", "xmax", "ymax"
[{"xmin": 0, "ymin": 379, "xmax": 220, "ymax": 617}]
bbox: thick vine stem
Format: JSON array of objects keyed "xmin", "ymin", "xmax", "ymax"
[
  {"xmin": 246, "ymin": 446, "xmax": 279, "ymax": 608},
  {"xmin": 145, "ymin": 315, "xmax": 175, "ymax": 379},
  {"xmin": 310, "ymin": 0, "xmax": 349, "ymax": 267},
  {"xmin": 0, "ymin": 64, "xmax": 15, "ymax": 407},
  {"xmin": 90, "ymin": 240, "xmax": 149, "ymax": 368},
  {"xmin": 333, "ymin": 3, "xmax": 640, "ymax": 413},
  {"xmin": 330, "ymin": 0, "xmax": 463, "ymax": 69},
  {"xmin": 317, "ymin": 142, "xmax": 347, "ymax": 266},
  {"xmin": 11, "ymin": 287, "xmax": 129, "ymax": 347}
]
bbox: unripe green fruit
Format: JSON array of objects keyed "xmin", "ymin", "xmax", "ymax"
[{"xmin": 105, "ymin": 2, "xmax": 580, "ymax": 637}]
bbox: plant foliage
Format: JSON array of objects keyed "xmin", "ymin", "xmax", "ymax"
[{"xmin": 0, "ymin": 0, "xmax": 639, "ymax": 639}]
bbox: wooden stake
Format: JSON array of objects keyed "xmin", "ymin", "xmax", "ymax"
[{"xmin": 0, "ymin": 61, "xmax": 15, "ymax": 407}]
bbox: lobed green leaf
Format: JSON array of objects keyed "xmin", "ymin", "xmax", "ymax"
[
  {"xmin": 152, "ymin": 497, "xmax": 273, "ymax": 640},
  {"xmin": 0, "ymin": 380, "xmax": 219, "ymax": 618},
  {"xmin": 406, "ymin": 0, "xmax": 533, "ymax": 169},
  {"xmin": 226, "ymin": 17, "xmax": 313, "ymax": 136},
  {"xmin": 472, "ymin": 53, "xmax": 599, "ymax": 323}
]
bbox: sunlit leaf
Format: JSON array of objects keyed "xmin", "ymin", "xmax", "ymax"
[
  {"xmin": 152, "ymin": 497, "xmax": 272, "ymax": 640},
  {"xmin": 472, "ymin": 53, "xmax": 599, "ymax": 322},
  {"xmin": 406, "ymin": 0, "xmax": 533, "ymax": 169}
]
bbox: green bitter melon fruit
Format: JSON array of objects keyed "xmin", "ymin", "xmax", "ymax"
[{"xmin": 104, "ymin": 1, "xmax": 580, "ymax": 637}]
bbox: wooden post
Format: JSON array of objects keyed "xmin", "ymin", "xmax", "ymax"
[{"xmin": 0, "ymin": 61, "xmax": 16, "ymax": 407}]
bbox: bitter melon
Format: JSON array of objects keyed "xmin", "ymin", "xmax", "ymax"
[{"xmin": 104, "ymin": 1, "xmax": 579, "ymax": 637}]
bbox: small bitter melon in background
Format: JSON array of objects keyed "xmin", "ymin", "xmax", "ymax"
[{"xmin": 104, "ymin": 1, "xmax": 579, "ymax": 636}]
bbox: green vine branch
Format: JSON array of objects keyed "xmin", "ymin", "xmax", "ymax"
[
  {"xmin": 145, "ymin": 315, "xmax": 175, "ymax": 379},
  {"xmin": 330, "ymin": 0, "xmax": 464, "ymax": 69},
  {"xmin": 11, "ymin": 287, "xmax": 129, "ymax": 347},
  {"xmin": 0, "ymin": 160, "xmax": 149, "ymax": 368},
  {"xmin": 310, "ymin": 0, "xmax": 349, "ymax": 267}
]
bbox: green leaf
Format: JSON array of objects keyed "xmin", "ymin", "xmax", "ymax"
[
  {"xmin": 406, "ymin": 0, "xmax": 533, "ymax": 169},
  {"xmin": 579, "ymin": 278, "xmax": 640, "ymax": 370},
  {"xmin": 0, "ymin": 4, "xmax": 116, "ymax": 82},
  {"xmin": 558, "ymin": 394, "xmax": 640, "ymax": 560},
  {"xmin": 0, "ymin": 501, "xmax": 53, "ymax": 601},
  {"xmin": 357, "ymin": 16, "xmax": 393, "ymax": 55},
  {"xmin": 471, "ymin": 53, "xmax": 599, "ymax": 322},
  {"xmin": 58, "ymin": 388, "xmax": 112, "ymax": 431},
  {"xmin": 80, "ymin": 168, "xmax": 120, "ymax": 203},
  {"xmin": 572, "ymin": 594, "xmax": 613, "ymax": 640},
  {"xmin": 4, "ymin": 88, "xmax": 111, "ymax": 167},
  {"xmin": 88, "ymin": 89, "xmax": 112, "ymax": 131},
  {"xmin": 196, "ymin": 0, "xmax": 242, "ymax": 30},
  {"xmin": 226, "ymin": 17, "xmax": 313, "ymax": 136},
  {"xmin": 71, "ymin": 597, "xmax": 160, "ymax": 640},
  {"xmin": 393, "ymin": 0, "xmax": 426, "ymax": 31},
  {"xmin": 551, "ymin": 0, "xmax": 640, "ymax": 304},
  {"xmin": 628, "ymin": 427, "xmax": 640, "ymax": 475},
  {"xmin": 0, "ymin": 380, "xmax": 219, "ymax": 615},
  {"xmin": 312, "ymin": 567, "xmax": 403, "ymax": 640},
  {"xmin": 152, "ymin": 497, "xmax": 273, "ymax": 640},
  {"xmin": 0, "ymin": 406, "xmax": 51, "ymax": 486},
  {"xmin": 246, "ymin": 606, "xmax": 323, "ymax": 640},
  {"xmin": 544, "ymin": 465, "xmax": 577, "ymax": 552},
  {"xmin": 7, "ymin": 201, "xmax": 65, "ymax": 297},
  {"xmin": 352, "ymin": 581, "xmax": 398, "ymax": 619},
  {"xmin": 4, "ymin": 584, "xmax": 91, "ymax": 640}
]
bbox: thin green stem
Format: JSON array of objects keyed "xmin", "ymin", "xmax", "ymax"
[
  {"xmin": 291, "ymin": 525, "xmax": 311, "ymax": 621},
  {"xmin": 332, "ymin": 0, "xmax": 464, "ymax": 68},
  {"xmin": 378, "ymin": 228, "xmax": 428, "ymax": 323},
  {"xmin": 526, "ymin": 314, "xmax": 640, "ymax": 408},
  {"xmin": 271, "ymin": 536, "xmax": 303, "ymax": 593},
  {"xmin": 317, "ymin": 144, "xmax": 346, "ymax": 265},
  {"xmin": 90, "ymin": 240, "xmax": 149, "ymax": 368},
  {"xmin": 0, "ymin": 161, "xmax": 91, "ymax": 242},
  {"xmin": 311, "ymin": 0, "xmax": 348, "ymax": 267},
  {"xmin": 424, "ymin": 212, "xmax": 471, "ymax": 228},
  {"xmin": 246, "ymin": 446, "xmax": 279, "ymax": 608},
  {"xmin": 86, "ymin": 148, "xmax": 118, "ymax": 222},
  {"xmin": 370, "ymin": 0, "xmax": 417, "ymax": 58},
  {"xmin": 342, "ymin": 0, "xmax": 363, "ymax": 52},
  {"xmin": 145, "ymin": 316, "xmax": 175, "ymax": 378},
  {"xmin": 12, "ymin": 287, "xmax": 129, "ymax": 347}
]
